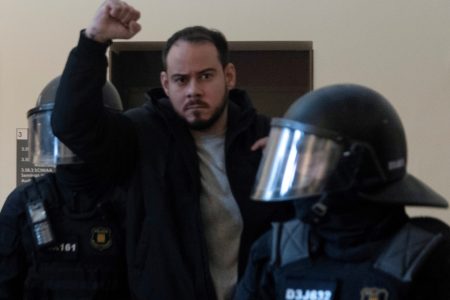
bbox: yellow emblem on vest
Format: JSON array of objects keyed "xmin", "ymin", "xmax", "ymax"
[
  {"xmin": 360, "ymin": 287, "xmax": 389, "ymax": 300},
  {"xmin": 90, "ymin": 227, "xmax": 112, "ymax": 251}
]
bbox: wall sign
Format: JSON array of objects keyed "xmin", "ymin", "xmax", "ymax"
[{"xmin": 16, "ymin": 128, "xmax": 54, "ymax": 186}]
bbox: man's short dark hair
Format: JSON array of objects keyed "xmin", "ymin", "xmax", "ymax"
[{"xmin": 162, "ymin": 26, "xmax": 230, "ymax": 70}]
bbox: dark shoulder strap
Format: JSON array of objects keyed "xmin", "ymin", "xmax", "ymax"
[
  {"xmin": 23, "ymin": 174, "xmax": 58, "ymax": 206},
  {"xmin": 24, "ymin": 176, "xmax": 46, "ymax": 203},
  {"xmin": 271, "ymin": 219, "xmax": 310, "ymax": 268},
  {"xmin": 374, "ymin": 218, "xmax": 446, "ymax": 282}
]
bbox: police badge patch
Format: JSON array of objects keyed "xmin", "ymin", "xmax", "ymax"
[
  {"xmin": 360, "ymin": 287, "xmax": 389, "ymax": 300},
  {"xmin": 90, "ymin": 227, "xmax": 112, "ymax": 251}
]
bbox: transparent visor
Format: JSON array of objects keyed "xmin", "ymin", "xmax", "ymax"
[
  {"xmin": 27, "ymin": 108, "xmax": 82, "ymax": 167},
  {"xmin": 252, "ymin": 118, "xmax": 343, "ymax": 202}
]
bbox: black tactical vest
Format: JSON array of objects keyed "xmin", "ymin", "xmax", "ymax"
[
  {"xmin": 270, "ymin": 218, "xmax": 444, "ymax": 300},
  {"xmin": 21, "ymin": 174, "xmax": 130, "ymax": 300}
]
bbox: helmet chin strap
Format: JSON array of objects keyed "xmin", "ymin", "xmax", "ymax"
[{"xmin": 303, "ymin": 192, "xmax": 330, "ymax": 224}]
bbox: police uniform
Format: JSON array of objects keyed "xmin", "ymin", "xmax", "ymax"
[
  {"xmin": 0, "ymin": 169, "xmax": 130, "ymax": 299},
  {"xmin": 236, "ymin": 213, "xmax": 450, "ymax": 300},
  {"xmin": 235, "ymin": 84, "xmax": 450, "ymax": 300},
  {"xmin": 0, "ymin": 75, "xmax": 129, "ymax": 299}
]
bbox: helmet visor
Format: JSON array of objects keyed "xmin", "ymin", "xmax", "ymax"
[
  {"xmin": 27, "ymin": 107, "xmax": 81, "ymax": 166},
  {"xmin": 252, "ymin": 118, "xmax": 343, "ymax": 202}
]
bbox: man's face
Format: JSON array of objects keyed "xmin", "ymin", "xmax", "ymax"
[{"xmin": 160, "ymin": 40, "xmax": 236, "ymax": 132}]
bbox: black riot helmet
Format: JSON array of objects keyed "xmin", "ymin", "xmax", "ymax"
[
  {"xmin": 27, "ymin": 75, "xmax": 123, "ymax": 167},
  {"xmin": 252, "ymin": 84, "xmax": 447, "ymax": 207}
]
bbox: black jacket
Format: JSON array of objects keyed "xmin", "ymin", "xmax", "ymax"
[{"xmin": 52, "ymin": 32, "xmax": 293, "ymax": 300}]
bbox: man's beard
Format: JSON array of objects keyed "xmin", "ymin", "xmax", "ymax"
[{"xmin": 188, "ymin": 95, "xmax": 228, "ymax": 131}]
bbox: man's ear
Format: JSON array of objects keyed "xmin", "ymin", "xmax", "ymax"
[
  {"xmin": 224, "ymin": 63, "xmax": 236, "ymax": 90},
  {"xmin": 160, "ymin": 71, "xmax": 169, "ymax": 95}
]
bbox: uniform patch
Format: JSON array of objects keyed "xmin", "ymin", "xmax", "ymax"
[
  {"xmin": 42, "ymin": 237, "xmax": 79, "ymax": 260},
  {"xmin": 90, "ymin": 227, "xmax": 112, "ymax": 251},
  {"xmin": 283, "ymin": 278, "xmax": 336, "ymax": 300},
  {"xmin": 360, "ymin": 287, "xmax": 389, "ymax": 300},
  {"xmin": 285, "ymin": 288, "xmax": 333, "ymax": 300},
  {"xmin": 48, "ymin": 242, "xmax": 78, "ymax": 253}
]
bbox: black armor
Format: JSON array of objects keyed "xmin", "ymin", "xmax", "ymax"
[{"xmin": 0, "ymin": 172, "xmax": 129, "ymax": 299}]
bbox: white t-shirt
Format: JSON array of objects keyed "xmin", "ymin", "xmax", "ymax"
[{"xmin": 193, "ymin": 131, "xmax": 243, "ymax": 300}]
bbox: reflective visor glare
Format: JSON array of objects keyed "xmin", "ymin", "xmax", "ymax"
[
  {"xmin": 252, "ymin": 126, "xmax": 342, "ymax": 201},
  {"xmin": 28, "ymin": 111, "xmax": 79, "ymax": 166},
  {"xmin": 28, "ymin": 111, "xmax": 58, "ymax": 166}
]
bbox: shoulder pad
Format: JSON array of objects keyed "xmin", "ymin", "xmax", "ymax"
[
  {"xmin": 271, "ymin": 219, "xmax": 310, "ymax": 267},
  {"xmin": 374, "ymin": 221, "xmax": 444, "ymax": 282}
]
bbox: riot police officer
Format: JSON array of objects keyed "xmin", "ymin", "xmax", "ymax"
[
  {"xmin": 0, "ymin": 76, "xmax": 130, "ymax": 299},
  {"xmin": 235, "ymin": 84, "xmax": 450, "ymax": 300}
]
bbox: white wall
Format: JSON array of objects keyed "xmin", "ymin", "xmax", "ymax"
[{"xmin": 1, "ymin": 0, "xmax": 449, "ymax": 222}]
